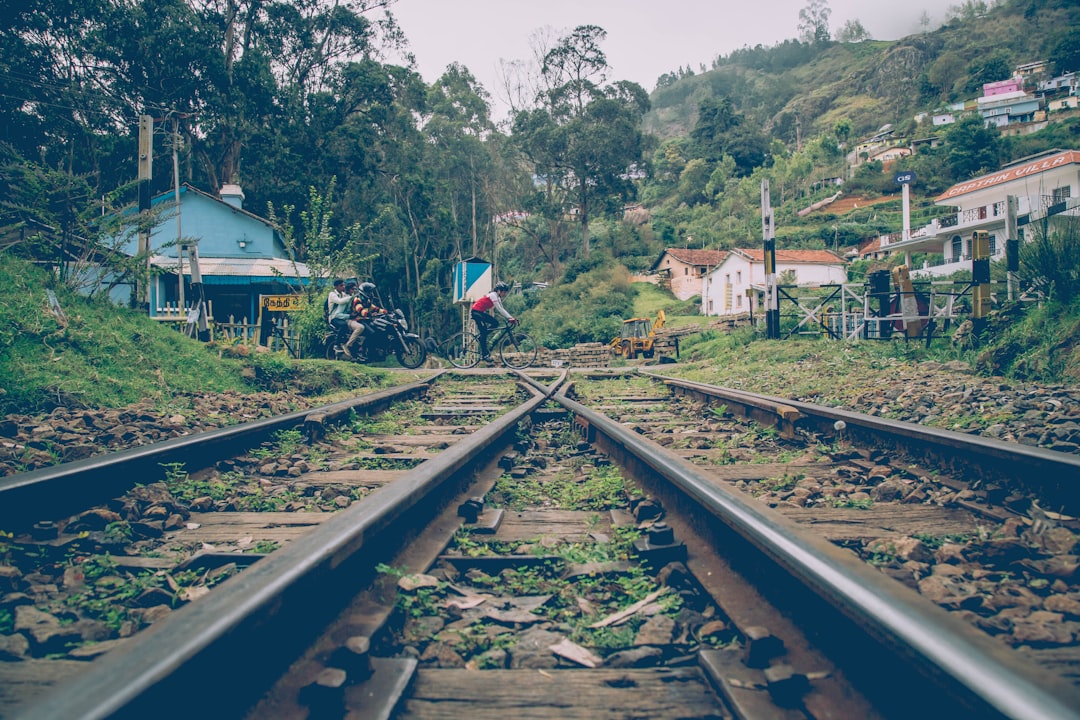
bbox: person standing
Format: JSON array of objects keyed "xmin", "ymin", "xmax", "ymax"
[
  {"xmin": 470, "ymin": 281, "xmax": 515, "ymax": 362},
  {"xmin": 327, "ymin": 279, "xmax": 355, "ymax": 358}
]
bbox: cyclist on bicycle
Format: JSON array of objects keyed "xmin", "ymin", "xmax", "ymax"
[{"xmin": 471, "ymin": 281, "xmax": 515, "ymax": 362}]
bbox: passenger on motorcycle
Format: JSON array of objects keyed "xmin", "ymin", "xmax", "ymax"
[
  {"xmin": 327, "ymin": 279, "xmax": 353, "ymax": 347},
  {"xmin": 345, "ymin": 282, "xmax": 384, "ymax": 359},
  {"xmin": 471, "ymin": 281, "xmax": 515, "ymax": 362}
]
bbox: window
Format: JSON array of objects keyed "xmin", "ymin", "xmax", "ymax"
[
  {"xmin": 1053, "ymin": 186, "xmax": 1072, "ymax": 204},
  {"xmin": 736, "ymin": 271, "xmax": 742, "ymax": 283},
  {"xmin": 725, "ymin": 273, "xmax": 731, "ymax": 284},
  {"xmin": 736, "ymin": 295, "xmax": 742, "ymax": 308},
  {"xmin": 951, "ymin": 236, "xmax": 962, "ymax": 261},
  {"xmin": 684, "ymin": 267, "xmax": 688, "ymax": 275},
  {"xmin": 989, "ymin": 234, "xmax": 997, "ymax": 256}
]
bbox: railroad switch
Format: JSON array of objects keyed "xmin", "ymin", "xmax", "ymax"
[
  {"xmin": 743, "ymin": 626, "xmax": 785, "ymax": 668},
  {"xmin": 632, "ymin": 521, "xmax": 687, "ymax": 566}
]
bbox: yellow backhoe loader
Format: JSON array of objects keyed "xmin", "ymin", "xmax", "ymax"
[{"xmin": 610, "ymin": 310, "xmax": 666, "ymax": 359}]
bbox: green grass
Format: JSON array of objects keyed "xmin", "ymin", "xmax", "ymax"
[
  {"xmin": 630, "ymin": 282, "xmax": 702, "ymax": 321},
  {"xmin": 0, "ymin": 255, "xmax": 397, "ymax": 414}
]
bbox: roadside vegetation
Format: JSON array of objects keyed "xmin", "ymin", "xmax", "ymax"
[
  {"xmin": 0, "ymin": 255, "xmax": 395, "ymax": 415},
  {"xmin": 3, "ymin": 216, "xmax": 1078, "ymax": 420}
]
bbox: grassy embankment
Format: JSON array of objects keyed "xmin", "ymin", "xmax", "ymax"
[{"xmin": 0, "ymin": 255, "xmax": 399, "ymax": 415}]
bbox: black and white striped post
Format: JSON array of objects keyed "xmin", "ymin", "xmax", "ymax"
[{"xmin": 761, "ymin": 179, "xmax": 779, "ymax": 339}]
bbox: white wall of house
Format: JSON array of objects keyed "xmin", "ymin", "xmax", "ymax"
[
  {"xmin": 935, "ymin": 151, "xmax": 1080, "ymax": 268},
  {"xmin": 701, "ymin": 252, "xmax": 847, "ymax": 317}
]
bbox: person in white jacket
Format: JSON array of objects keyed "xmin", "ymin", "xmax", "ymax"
[{"xmin": 326, "ymin": 279, "xmax": 355, "ymax": 357}]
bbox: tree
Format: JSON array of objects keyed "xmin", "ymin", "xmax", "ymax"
[
  {"xmin": 833, "ymin": 118, "xmax": 853, "ymax": 148},
  {"xmin": 798, "ymin": 0, "xmax": 832, "ymax": 44},
  {"xmin": 512, "ymin": 26, "xmax": 649, "ymax": 260},
  {"xmin": 966, "ymin": 49, "xmax": 1012, "ymax": 93},
  {"xmin": 945, "ymin": 115, "xmax": 1001, "ymax": 180},
  {"xmin": 836, "ymin": 19, "xmax": 871, "ymax": 43},
  {"xmin": 424, "ymin": 63, "xmax": 496, "ymax": 257},
  {"xmin": 927, "ymin": 51, "xmax": 965, "ymax": 100},
  {"xmin": 1048, "ymin": 32, "xmax": 1080, "ymax": 76},
  {"xmin": 689, "ymin": 98, "xmax": 769, "ymax": 175},
  {"xmin": 946, "ymin": 0, "xmax": 989, "ymax": 23}
]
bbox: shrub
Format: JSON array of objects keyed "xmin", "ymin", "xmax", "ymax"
[{"xmin": 1019, "ymin": 218, "xmax": 1080, "ymax": 303}]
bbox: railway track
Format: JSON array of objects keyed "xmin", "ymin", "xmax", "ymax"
[{"xmin": 0, "ymin": 369, "xmax": 1077, "ymax": 719}]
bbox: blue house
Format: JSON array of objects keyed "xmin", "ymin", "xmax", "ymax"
[{"xmin": 120, "ymin": 183, "xmax": 309, "ymax": 324}]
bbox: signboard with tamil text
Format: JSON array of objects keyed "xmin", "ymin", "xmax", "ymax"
[{"xmin": 260, "ymin": 294, "xmax": 305, "ymax": 312}]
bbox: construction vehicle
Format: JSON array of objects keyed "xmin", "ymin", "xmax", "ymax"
[{"xmin": 610, "ymin": 310, "xmax": 666, "ymax": 359}]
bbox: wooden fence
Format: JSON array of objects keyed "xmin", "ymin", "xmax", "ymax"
[{"xmin": 152, "ymin": 302, "xmax": 303, "ymax": 357}]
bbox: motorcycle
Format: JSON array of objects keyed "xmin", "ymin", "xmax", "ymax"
[{"xmin": 323, "ymin": 307, "xmax": 427, "ymax": 369}]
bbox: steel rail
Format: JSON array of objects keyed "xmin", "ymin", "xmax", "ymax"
[
  {"xmin": 644, "ymin": 370, "xmax": 1080, "ymax": 514},
  {"xmin": 554, "ymin": 383, "xmax": 1080, "ymax": 720},
  {"xmin": 0, "ymin": 376, "xmax": 439, "ymax": 530},
  {"xmin": 14, "ymin": 376, "xmax": 556, "ymax": 720}
]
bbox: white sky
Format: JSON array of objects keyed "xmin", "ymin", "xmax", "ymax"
[{"xmin": 389, "ymin": 0, "xmax": 958, "ymax": 119}]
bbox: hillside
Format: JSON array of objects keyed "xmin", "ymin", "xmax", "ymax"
[{"xmin": 644, "ymin": 0, "xmax": 1080, "ymax": 143}]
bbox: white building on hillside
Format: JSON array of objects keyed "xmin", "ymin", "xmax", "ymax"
[
  {"xmin": 701, "ymin": 249, "xmax": 847, "ymax": 317},
  {"xmin": 874, "ymin": 148, "xmax": 1080, "ymax": 277}
]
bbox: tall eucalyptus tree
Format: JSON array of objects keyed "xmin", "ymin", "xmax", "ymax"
[{"xmin": 511, "ymin": 25, "xmax": 649, "ymax": 262}]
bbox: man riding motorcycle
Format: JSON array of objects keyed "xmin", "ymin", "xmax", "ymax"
[{"xmin": 344, "ymin": 282, "xmax": 384, "ymax": 360}]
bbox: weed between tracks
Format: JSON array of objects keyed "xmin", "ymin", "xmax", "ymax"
[{"xmin": 376, "ymin": 417, "xmax": 741, "ymax": 669}]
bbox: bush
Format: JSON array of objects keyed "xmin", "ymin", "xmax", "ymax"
[
  {"xmin": 520, "ymin": 266, "xmax": 635, "ymax": 347},
  {"xmin": 1019, "ymin": 218, "xmax": 1080, "ymax": 303}
]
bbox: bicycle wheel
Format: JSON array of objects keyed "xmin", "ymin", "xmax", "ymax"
[
  {"xmin": 445, "ymin": 332, "xmax": 481, "ymax": 369},
  {"xmin": 498, "ymin": 331, "xmax": 537, "ymax": 369}
]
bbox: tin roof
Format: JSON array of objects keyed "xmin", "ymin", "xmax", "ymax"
[{"xmin": 151, "ymin": 255, "xmax": 309, "ymax": 284}]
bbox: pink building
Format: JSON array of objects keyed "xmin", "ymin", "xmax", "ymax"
[{"xmin": 983, "ymin": 78, "xmax": 1023, "ymax": 97}]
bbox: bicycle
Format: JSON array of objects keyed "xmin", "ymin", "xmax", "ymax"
[{"xmin": 444, "ymin": 320, "xmax": 537, "ymax": 369}]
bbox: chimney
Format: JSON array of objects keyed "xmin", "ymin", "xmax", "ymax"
[{"xmin": 220, "ymin": 183, "xmax": 244, "ymax": 209}]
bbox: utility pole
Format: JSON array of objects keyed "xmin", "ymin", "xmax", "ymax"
[
  {"xmin": 762, "ymin": 179, "xmax": 779, "ymax": 339},
  {"xmin": 171, "ymin": 115, "xmax": 185, "ymax": 316},
  {"xmin": 136, "ymin": 114, "xmax": 153, "ymax": 311},
  {"xmin": 1005, "ymin": 195, "xmax": 1018, "ymax": 302},
  {"xmin": 971, "ymin": 230, "xmax": 991, "ymax": 325}
]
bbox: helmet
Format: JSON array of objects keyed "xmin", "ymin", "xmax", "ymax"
[
  {"xmin": 494, "ymin": 281, "xmax": 509, "ymax": 292},
  {"xmin": 345, "ymin": 280, "xmax": 357, "ymax": 292},
  {"xmin": 358, "ymin": 282, "xmax": 376, "ymax": 301}
]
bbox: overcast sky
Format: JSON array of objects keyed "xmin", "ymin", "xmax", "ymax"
[{"xmin": 389, "ymin": 0, "xmax": 959, "ymax": 118}]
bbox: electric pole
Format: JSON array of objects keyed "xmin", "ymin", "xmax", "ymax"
[{"xmin": 136, "ymin": 114, "xmax": 153, "ymax": 311}]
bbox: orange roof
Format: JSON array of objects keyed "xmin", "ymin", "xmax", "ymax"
[
  {"xmin": 664, "ymin": 248, "xmax": 728, "ymax": 265},
  {"xmin": 732, "ymin": 248, "xmax": 846, "ymax": 264},
  {"xmin": 936, "ymin": 150, "xmax": 1080, "ymax": 202},
  {"xmin": 653, "ymin": 248, "xmax": 728, "ymax": 270}
]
